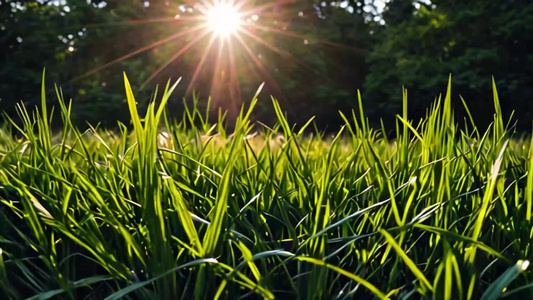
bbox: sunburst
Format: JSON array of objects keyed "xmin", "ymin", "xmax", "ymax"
[
  {"xmin": 74, "ymin": 0, "xmax": 364, "ymax": 118},
  {"xmin": 205, "ymin": 1, "xmax": 242, "ymax": 38}
]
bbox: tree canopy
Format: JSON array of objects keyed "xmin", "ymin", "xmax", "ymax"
[
  {"xmin": 1, "ymin": 0, "xmax": 531, "ymax": 130},
  {"xmin": 364, "ymin": 0, "xmax": 533, "ymax": 129}
]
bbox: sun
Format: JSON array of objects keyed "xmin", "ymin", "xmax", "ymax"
[
  {"xmin": 75, "ymin": 0, "xmax": 361, "ymax": 118},
  {"xmin": 206, "ymin": 2, "xmax": 241, "ymax": 38}
]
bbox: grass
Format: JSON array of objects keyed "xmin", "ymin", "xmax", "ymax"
[{"xmin": 0, "ymin": 73, "xmax": 533, "ymax": 299}]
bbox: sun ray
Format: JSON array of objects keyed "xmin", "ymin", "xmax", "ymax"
[
  {"xmin": 240, "ymin": 0, "xmax": 296, "ymax": 17},
  {"xmin": 194, "ymin": 0, "xmax": 216, "ymax": 15},
  {"xmin": 233, "ymin": 32, "xmax": 294, "ymax": 116},
  {"xmin": 238, "ymin": 27, "xmax": 290, "ymax": 58},
  {"xmin": 185, "ymin": 34, "xmax": 218, "ymax": 95},
  {"xmin": 238, "ymin": 27, "xmax": 332, "ymax": 81},
  {"xmin": 220, "ymin": 0, "xmax": 249, "ymax": 13},
  {"xmin": 84, "ymin": 16, "xmax": 202, "ymax": 28},
  {"xmin": 227, "ymin": 37, "xmax": 241, "ymax": 116},
  {"xmin": 72, "ymin": 25, "xmax": 206, "ymax": 83},
  {"xmin": 140, "ymin": 29, "xmax": 211, "ymax": 89},
  {"xmin": 247, "ymin": 10, "xmax": 294, "ymax": 19},
  {"xmin": 248, "ymin": 23, "xmax": 367, "ymax": 53},
  {"xmin": 71, "ymin": 0, "xmax": 361, "ymax": 118},
  {"xmin": 209, "ymin": 38, "xmax": 226, "ymax": 108}
]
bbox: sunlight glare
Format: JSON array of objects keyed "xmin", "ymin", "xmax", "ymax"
[{"xmin": 206, "ymin": 2, "xmax": 241, "ymax": 38}]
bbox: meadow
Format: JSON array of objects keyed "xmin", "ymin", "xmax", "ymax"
[{"xmin": 0, "ymin": 74, "xmax": 532, "ymax": 299}]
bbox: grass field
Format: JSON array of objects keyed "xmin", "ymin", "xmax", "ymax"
[{"xmin": 1, "ymin": 74, "xmax": 533, "ymax": 299}]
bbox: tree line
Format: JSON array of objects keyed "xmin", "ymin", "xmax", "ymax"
[{"xmin": 1, "ymin": 0, "xmax": 532, "ymax": 130}]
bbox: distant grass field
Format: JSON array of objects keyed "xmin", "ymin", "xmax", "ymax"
[{"xmin": 1, "ymin": 74, "xmax": 533, "ymax": 299}]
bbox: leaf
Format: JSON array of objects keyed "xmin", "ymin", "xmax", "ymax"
[
  {"xmin": 104, "ymin": 259, "xmax": 217, "ymax": 300},
  {"xmin": 380, "ymin": 229, "xmax": 433, "ymax": 293},
  {"xmin": 295, "ymin": 256, "xmax": 389, "ymax": 299},
  {"xmin": 481, "ymin": 260, "xmax": 529, "ymax": 300},
  {"xmin": 28, "ymin": 275, "xmax": 114, "ymax": 300}
]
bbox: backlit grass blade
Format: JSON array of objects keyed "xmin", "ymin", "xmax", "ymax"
[
  {"xmin": 481, "ymin": 260, "xmax": 529, "ymax": 300},
  {"xmin": 1, "ymin": 75, "xmax": 531, "ymax": 299},
  {"xmin": 215, "ymin": 262, "xmax": 275, "ymax": 300},
  {"xmin": 380, "ymin": 229, "xmax": 433, "ymax": 294},
  {"xmin": 468, "ymin": 140, "xmax": 509, "ymax": 257},
  {"xmin": 166, "ymin": 179, "xmax": 203, "ymax": 256},
  {"xmin": 123, "ymin": 73, "xmax": 143, "ymax": 134},
  {"xmin": 27, "ymin": 275, "xmax": 114, "ymax": 300},
  {"xmin": 414, "ymin": 224, "xmax": 507, "ymax": 261},
  {"xmin": 526, "ymin": 135, "xmax": 533, "ymax": 221},
  {"xmin": 295, "ymin": 256, "xmax": 388, "ymax": 299},
  {"xmin": 202, "ymin": 98, "xmax": 257, "ymax": 258},
  {"xmin": 104, "ymin": 259, "xmax": 217, "ymax": 300},
  {"xmin": 0, "ymin": 248, "xmax": 20, "ymax": 299}
]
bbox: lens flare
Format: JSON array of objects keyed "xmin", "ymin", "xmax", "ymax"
[
  {"xmin": 73, "ymin": 0, "xmax": 364, "ymax": 118},
  {"xmin": 206, "ymin": 2, "xmax": 241, "ymax": 38}
]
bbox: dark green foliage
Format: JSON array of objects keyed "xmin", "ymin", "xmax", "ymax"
[
  {"xmin": 2, "ymin": 1, "xmax": 531, "ymax": 130},
  {"xmin": 0, "ymin": 0, "xmax": 159, "ymax": 127},
  {"xmin": 364, "ymin": 0, "xmax": 533, "ymax": 130},
  {"xmin": 0, "ymin": 0, "xmax": 372, "ymax": 128}
]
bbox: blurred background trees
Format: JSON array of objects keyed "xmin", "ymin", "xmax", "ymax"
[
  {"xmin": 364, "ymin": 0, "xmax": 533, "ymax": 129},
  {"xmin": 1, "ymin": 0, "xmax": 532, "ymax": 130}
]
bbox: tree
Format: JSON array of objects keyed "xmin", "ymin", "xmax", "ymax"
[
  {"xmin": 363, "ymin": 0, "xmax": 533, "ymax": 130},
  {"xmin": 0, "ymin": 0, "xmax": 160, "ymax": 127},
  {"xmin": 244, "ymin": 0, "xmax": 375, "ymax": 127}
]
